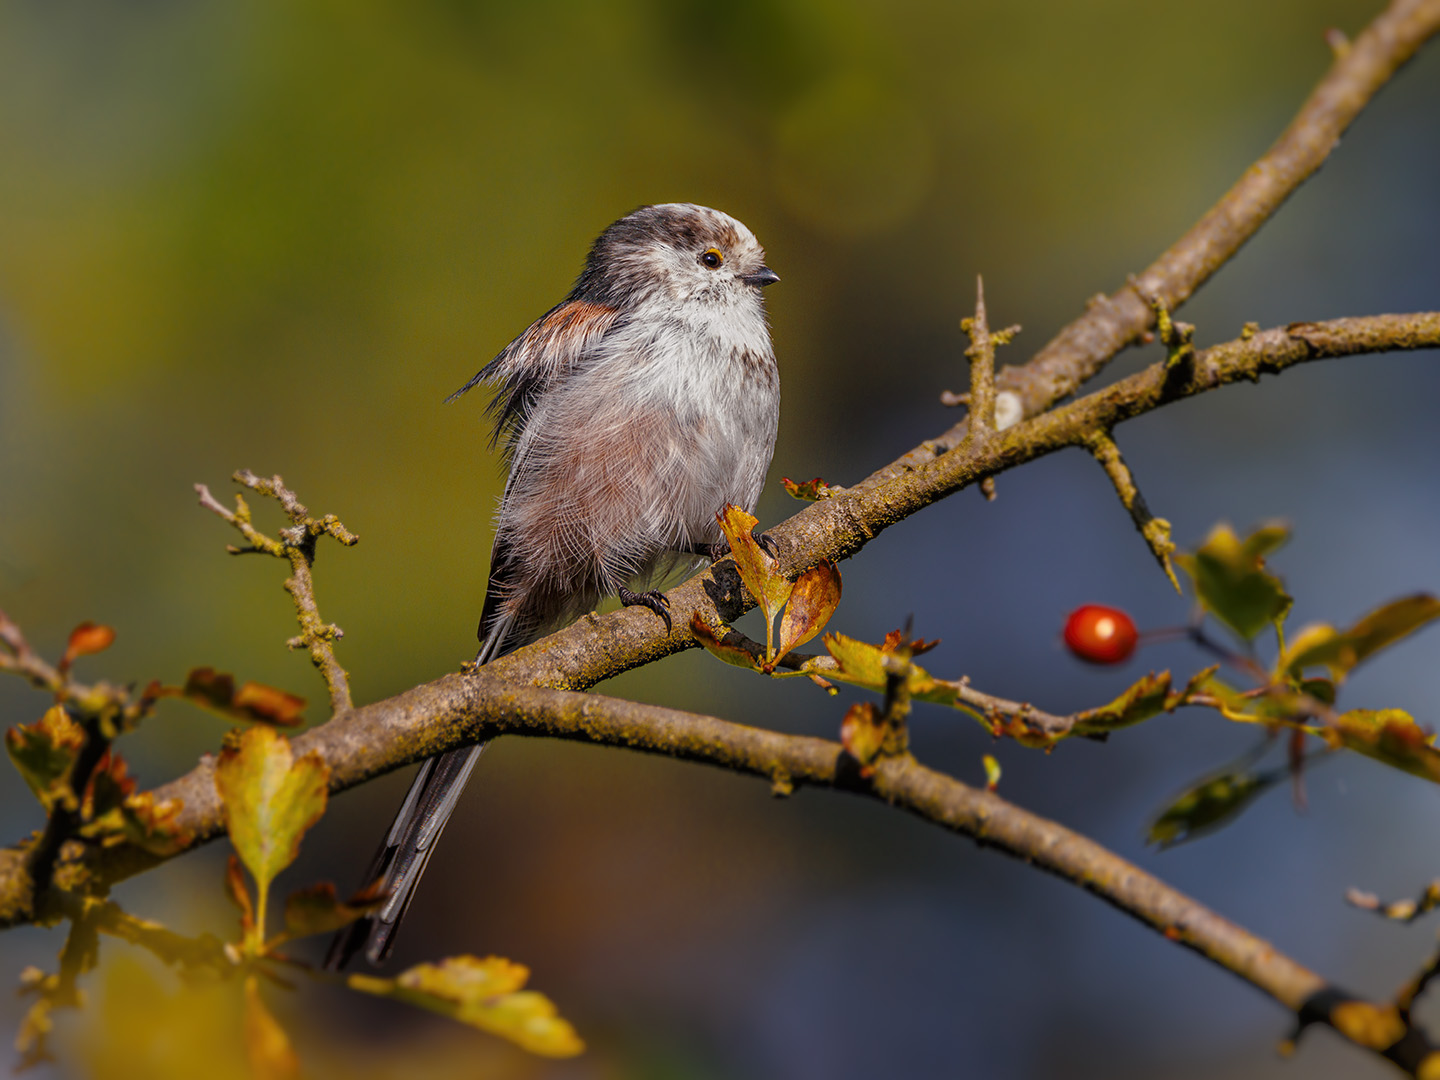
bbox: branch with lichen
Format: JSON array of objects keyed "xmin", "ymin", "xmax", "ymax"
[
  {"xmin": 11, "ymin": 670, "xmax": 1436, "ymax": 1073},
  {"xmin": 9, "ymin": 312, "xmax": 1428, "ymax": 917},
  {"xmin": 195, "ymin": 470, "xmax": 357, "ymax": 716},
  {"xmin": 1085, "ymin": 429, "xmax": 1181, "ymax": 591},
  {"xmin": 872, "ymin": 0, "xmax": 1440, "ymax": 491}
]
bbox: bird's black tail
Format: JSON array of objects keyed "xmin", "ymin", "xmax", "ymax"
[{"xmin": 325, "ymin": 612, "xmax": 515, "ymax": 971}]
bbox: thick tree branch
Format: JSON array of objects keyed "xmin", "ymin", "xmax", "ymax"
[
  {"xmin": 4, "ymin": 310, "xmax": 1435, "ymax": 931},
  {"xmin": 12, "ymin": 312, "xmax": 1426, "ymax": 892},
  {"xmin": 872, "ymin": 0, "xmax": 1440, "ymax": 492},
  {"xmin": 54, "ymin": 674, "xmax": 1440, "ymax": 1074},
  {"xmin": 473, "ymin": 312, "xmax": 1439, "ymax": 693}
]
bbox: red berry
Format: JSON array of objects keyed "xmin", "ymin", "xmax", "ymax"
[{"xmin": 1063, "ymin": 605, "xmax": 1138, "ymax": 664}]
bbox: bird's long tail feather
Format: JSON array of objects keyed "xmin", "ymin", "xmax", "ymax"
[{"xmin": 324, "ymin": 614, "xmax": 516, "ymax": 970}]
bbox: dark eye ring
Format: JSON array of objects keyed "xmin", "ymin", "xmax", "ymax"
[{"xmin": 700, "ymin": 248, "xmax": 724, "ymax": 269}]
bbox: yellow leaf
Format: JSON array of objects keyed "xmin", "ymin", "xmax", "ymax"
[
  {"xmin": 982, "ymin": 754, "xmax": 1001, "ymax": 792},
  {"xmin": 811, "ymin": 633, "xmax": 960, "ymax": 708},
  {"xmin": 781, "ymin": 476, "xmax": 836, "ymax": 501},
  {"xmin": 689, "ymin": 614, "xmax": 762, "ymax": 670},
  {"xmin": 774, "ymin": 561, "xmax": 842, "ymax": 667},
  {"xmin": 716, "ymin": 504, "xmax": 792, "ymax": 659},
  {"xmin": 1279, "ymin": 622, "xmax": 1341, "ymax": 676},
  {"xmin": 1332, "ymin": 709, "xmax": 1440, "ymax": 784},
  {"xmin": 77, "ymin": 953, "xmax": 253, "ymax": 1080},
  {"xmin": 1329, "ymin": 1000, "xmax": 1406, "ymax": 1050},
  {"xmin": 1284, "ymin": 594, "xmax": 1440, "ymax": 681},
  {"xmin": 244, "ymin": 976, "xmax": 300, "ymax": 1080},
  {"xmin": 214, "ymin": 726, "xmax": 329, "ymax": 901},
  {"xmin": 113, "ymin": 790, "xmax": 191, "ymax": 856},
  {"xmin": 349, "ymin": 956, "xmax": 584, "ymax": 1058},
  {"xmin": 839, "ymin": 702, "xmax": 885, "ymax": 775}
]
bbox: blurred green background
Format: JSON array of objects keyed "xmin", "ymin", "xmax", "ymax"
[{"xmin": 3, "ymin": 0, "xmax": 1439, "ymax": 1077}]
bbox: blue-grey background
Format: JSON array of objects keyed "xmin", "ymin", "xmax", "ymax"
[{"xmin": 2, "ymin": 1, "xmax": 1438, "ymax": 1076}]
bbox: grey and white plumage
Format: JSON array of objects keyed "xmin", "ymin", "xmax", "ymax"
[{"xmin": 326, "ymin": 204, "xmax": 781, "ymax": 969}]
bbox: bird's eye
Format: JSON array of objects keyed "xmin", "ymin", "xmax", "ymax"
[{"xmin": 700, "ymin": 248, "xmax": 724, "ymax": 269}]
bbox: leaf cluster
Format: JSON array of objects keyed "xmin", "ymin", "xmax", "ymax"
[{"xmin": 3, "ymin": 494, "xmax": 583, "ymax": 1075}]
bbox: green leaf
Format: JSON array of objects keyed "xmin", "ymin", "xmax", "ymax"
[
  {"xmin": 1148, "ymin": 768, "xmax": 1278, "ymax": 848},
  {"xmin": 1071, "ymin": 667, "xmax": 1211, "ymax": 736},
  {"xmin": 815, "ymin": 633, "xmax": 959, "ymax": 708},
  {"xmin": 1176, "ymin": 522, "xmax": 1293, "ymax": 641},
  {"xmin": 6, "ymin": 706, "xmax": 86, "ymax": 811},
  {"xmin": 214, "ymin": 726, "xmax": 329, "ymax": 901},
  {"xmin": 348, "ymin": 956, "xmax": 584, "ymax": 1058},
  {"xmin": 1072, "ymin": 673, "xmax": 1173, "ymax": 734},
  {"xmin": 1283, "ymin": 594, "xmax": 1440, "ymax": 681},
  {"xmin": 1331, "ymin": 709, "xmax": 1440, "ymax": 784},
  {"xmin": 774, "ymin": 561, "xmax": 842, "ymax": 668}
]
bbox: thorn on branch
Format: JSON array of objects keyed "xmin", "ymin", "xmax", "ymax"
[
  {"xmin": 1085, "ymin": 430, "xmax": 1181, "ymax": 593},
  {"xmin": 1133, "ymin": 284, "xmax": 1197, "ymax": 392},
  {"xmin": 946, "ymin": 276, "xmax": 1022, "ymax": 498},
  {"xmin": 944, "ymin": 277, "xmax": 1023, "ymax": 426}
]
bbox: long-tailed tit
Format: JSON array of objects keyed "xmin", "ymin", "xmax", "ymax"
[{"xmin": 327, "ymin": 203, "xmax": 781, "ymax": 968}]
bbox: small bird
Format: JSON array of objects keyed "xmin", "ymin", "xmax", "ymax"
[{"xmin": 327, "ymin": 204, "xmax": 781, "ymax": 968}]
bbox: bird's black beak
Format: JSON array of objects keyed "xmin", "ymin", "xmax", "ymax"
[{"xmin": 743, "ymin": 266, "xmax": 780, "ymax": 288}]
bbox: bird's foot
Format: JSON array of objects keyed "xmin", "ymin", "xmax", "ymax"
[{"xmin": 619, "ymin": 587, "xmax": 672, "ymax": 632}]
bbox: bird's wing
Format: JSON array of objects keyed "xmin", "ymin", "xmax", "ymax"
[{"xmin": 445, "ymin": 297, "xmax": 622, "ymax": 454}]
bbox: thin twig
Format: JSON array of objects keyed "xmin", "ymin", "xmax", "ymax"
[
  {"xmin": 1084, "ymin": 430, "xmax": 1181, "ymax": 592},
  {"xmin": 196, "ymin": 473, "xmax": 356, "ymax": 715},
  {"xmin": 0, "ymin": 611, "xmax": 62, "ymax": 694}
]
